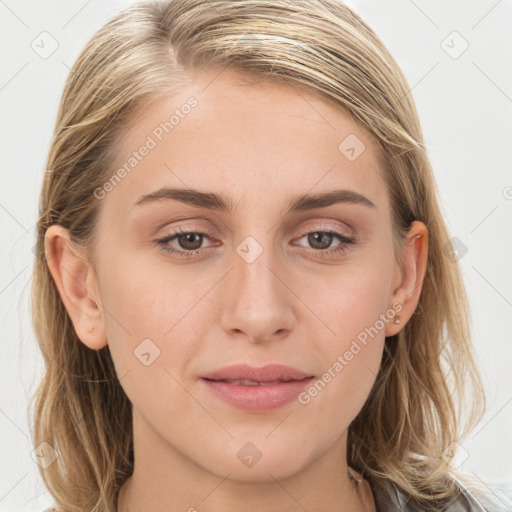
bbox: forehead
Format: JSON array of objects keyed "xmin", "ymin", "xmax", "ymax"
[{"xmin": 102, "ymin": 68, "xmax": 387, "ymax": 219}]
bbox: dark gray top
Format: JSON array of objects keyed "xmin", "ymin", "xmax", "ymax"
[{"xmin": 371, "ymin": 472, "xmax": 512, "ymax": 511}]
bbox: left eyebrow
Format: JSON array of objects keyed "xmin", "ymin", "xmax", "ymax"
[
  {"xmin": 132, "ymin": 187, "xmax": 376, "ymax": 213},
  {"xmin": 289, "ymin": 189, "xmax": 375, "ymax": 211}
]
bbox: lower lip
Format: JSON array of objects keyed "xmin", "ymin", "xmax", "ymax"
[{"xmin": 201, "ymin": 377, "xmax": 314, "ymax": 412}]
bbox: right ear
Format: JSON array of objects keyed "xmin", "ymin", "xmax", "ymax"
[{"xmin": 44, "ymin": 225, "xmax": 108, "ymax": 350}]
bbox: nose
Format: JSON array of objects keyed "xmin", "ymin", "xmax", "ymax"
[{"xmin": 219, "ymin": 237, "xmax": 295, "ymax": 344}]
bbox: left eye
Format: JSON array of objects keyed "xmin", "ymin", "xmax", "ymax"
[
  {"xmin": 295, "ymin": 231, "xmax": 353, "ymax": 252},
  {"xmin": 155, "ymin": 228, "xmax": 355, "ymax": 258}
]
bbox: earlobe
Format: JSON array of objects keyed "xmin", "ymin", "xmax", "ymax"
[
  {"xmin": 44, "ymin": 225, "xmax": 108, "ymax": 350},
  {"xmin": 385, "ymin": 221, "xmax": 429, "ymax": 337}
]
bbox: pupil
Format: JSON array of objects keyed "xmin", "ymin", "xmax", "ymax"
[
  {"xmin": 180, "ymin": 233, "xmax": 202, "ymax": 249},
  {"xmin": 309, "ymin": 232, "xmax": 332, "ymax": 249}
]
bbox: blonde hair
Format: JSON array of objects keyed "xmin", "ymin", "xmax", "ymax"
[{"xmin": 30, "ymin": 1, "xmax": 486, "ymax": 510}]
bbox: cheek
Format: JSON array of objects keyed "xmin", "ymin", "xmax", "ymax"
[
  {"xmin": 98, "ymin": 255, "xmax": 220, "ymax": 405},
  {"xmin": 293, "ymin": 264, "xmax": 390, "ymax": 420},
  {"xmin": 300, "ymin": 261, "xmax": 392, "ymax": 344},
  {"xmin": 95, "ymin": 258, "xmax": 179, "ymax": 379},
  {"xmin": 297, "ymin": 339, "xmax": 385, "ymax": 446},
  {"xmin": 297, "ymin": 269, "xmax": 390, "ymax": 423},
  {"xmin": 99, "ymin": 270, "xmax": 202, "ymax": 421},
  {"xmin": 99, "ymin": 250, "xmax": 204, "ymax": 341}
]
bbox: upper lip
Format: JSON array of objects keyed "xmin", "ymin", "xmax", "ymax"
[{"xmin": 201, "ymin": 364, "xmax": 312, "ymax": 383}]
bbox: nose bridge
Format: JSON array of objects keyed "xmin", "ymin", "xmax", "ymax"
[
  {"xmin": 220, "ymin": 228, "xmax": 294, "ymax": 341},
  {"xmin": 234, "ymin": 230, "xmax": 283, "ymax": 307}
]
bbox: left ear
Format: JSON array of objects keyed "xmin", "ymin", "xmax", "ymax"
[{"xmin": 385, "ymin": 220, "xmax": 429, "ymax": 337}]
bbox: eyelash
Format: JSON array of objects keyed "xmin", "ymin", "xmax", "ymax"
[{"xmin": 155, "ymin": 225, "xmax": 355, "ymax": 259}]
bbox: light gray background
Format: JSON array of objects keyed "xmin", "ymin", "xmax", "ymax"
[{"xmin": 1, "ymin": 0, "xmax": 511, "ymax": 510}]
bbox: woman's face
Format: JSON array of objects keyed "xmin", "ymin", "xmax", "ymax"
[{"xmin": 47, "ymin": 68, "xmax": 426, "ymax": 485}]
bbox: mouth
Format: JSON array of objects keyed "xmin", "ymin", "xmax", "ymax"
[
  {"xmin": 201, "ymin": 363, "xmax": 312, "ymax": 382},
  {"xmin": 204, "ymin": 378, "xmax": 306, "ymax": 386},
  {"xmin": 200, "ymin": 364, "xmax": 314, "ymax": 412}
]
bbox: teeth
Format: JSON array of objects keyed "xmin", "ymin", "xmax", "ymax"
[{"xmin": 225, "ymin": 379, "xmax": 286, "ymax": 386}]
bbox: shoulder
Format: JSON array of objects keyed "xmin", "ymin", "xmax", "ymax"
[
  {"xmin": 450, "ymin": 472, "xmax": 512, "ymax": 512},
  {"xmin": 370, "ymin": 471, "xmax": 512, "ymax": 511}
]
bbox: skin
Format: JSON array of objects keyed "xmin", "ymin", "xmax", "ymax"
[{"xmin": 45, "ymin": 68, "xmax": 428, "ymax": 512}]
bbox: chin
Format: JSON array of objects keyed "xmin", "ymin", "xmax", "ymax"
[{"xmin": 199, "ymin": 437, "xmax": 313, "ymax": 483}]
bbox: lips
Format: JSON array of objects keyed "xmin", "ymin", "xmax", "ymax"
[
  {"xmin": 201, "ymin": 363, "xmax": 312, "ymax": 383},
  {"xmin": 219, "ymin": 379, "xmax": 288, "ymax": 386},
  {"xmin": 200, "ymin": 364, "xmax": 314, "ymax": 412}
]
